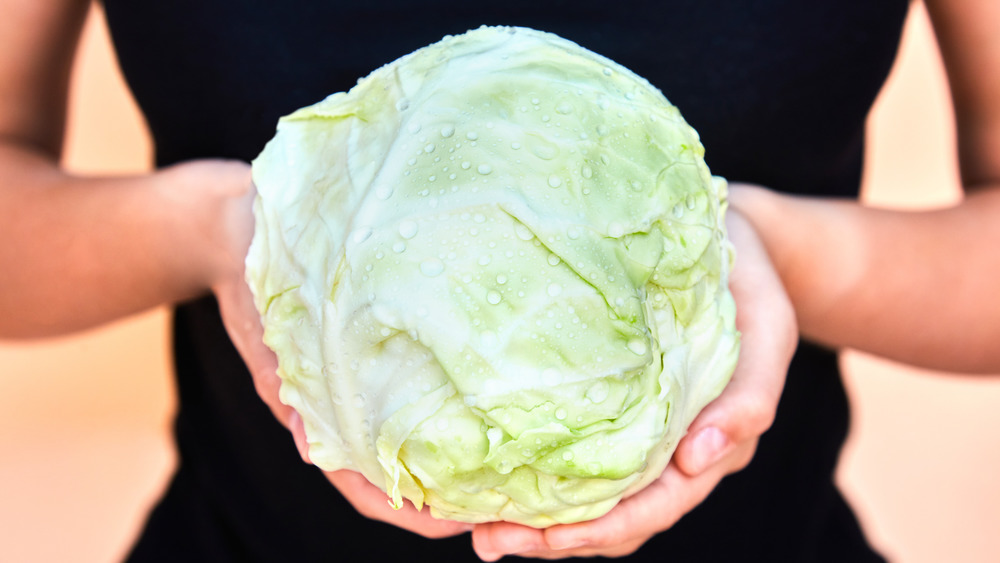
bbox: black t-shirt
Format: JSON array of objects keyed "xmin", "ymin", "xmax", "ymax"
[{"xmin": 101, "ymin": 1, "xmax": 910, "ymax": 561}]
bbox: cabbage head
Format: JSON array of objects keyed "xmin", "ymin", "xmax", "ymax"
[{"xmin": 246, "ymin": 26, "xmax": 739, "ymax": 528}]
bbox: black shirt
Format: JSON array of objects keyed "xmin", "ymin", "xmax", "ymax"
[{"xmin": 102, "ymin": 1, "xmax": 910, "ymax": 560}]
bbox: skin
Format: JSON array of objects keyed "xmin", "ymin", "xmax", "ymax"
[
  {"xmin": 0, "ymin": 0, "xmax": 996, "ymax": 560},
  {"xmin": 0, "ymin": 1, "xmax": 252, "ymax": 338},
  {"xmin": 727, "ymin": 0, "xmax": 1000, "ymax": 376},
  {"xmin": 470, "ymin": 0, "xmax": 1000, "ymax": 557}
]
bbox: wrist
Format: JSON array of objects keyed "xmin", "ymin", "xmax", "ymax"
[
  {"xmin": 153, "ymin": 159, "xmax": 254, "ymax": 295},
  {"xmin": 727, "ymin": 184, "xmax": 867, "ymax": 345},
  {"xmin": 726, "ymin": 184, "xmax": 793, "ymax": 285}
]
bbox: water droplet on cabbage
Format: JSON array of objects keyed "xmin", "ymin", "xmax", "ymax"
[
  {"xmin": 353, "ymin": 393, "xmax": 367, "ymax": 408},
  {"xmin": 627, "ymin": 337, "xmax": 648, "ymax": 356},
  {"xmin": 419, "ymin": 258, "xmax": 445, "ymax": 277},
  {"xmin": 398, "ymin": 219, "xmax": 419, "ymax": 240},
  {"xmin": 547, "ymin": 283, "xmax": 563, "ymax": 297},
  {"xmin": 586, "ymin": 380, "xmax": 610, "ymax": 404},
  {"xmin": 528, "ymin": 137, "xmax": 558, "ymax": 160}
]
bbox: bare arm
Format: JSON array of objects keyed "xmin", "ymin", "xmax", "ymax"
[
  {"xmin": 0, "ymin": 0, "xmax": 478, "ymax": 540},
  {"xmin": 731, "ymin": 0, "xmax": 1000, "ymax": 373},
  {"xmin": 0, "ymin": 0, "xmax": 251, "ymax": 338}
]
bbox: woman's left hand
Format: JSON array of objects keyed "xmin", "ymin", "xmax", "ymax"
[{"xmin": 470, "ymin": 209, "xmax": 798, "ymax": 561}]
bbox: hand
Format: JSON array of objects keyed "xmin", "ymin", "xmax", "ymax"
[
  {"xmin": 166, "ymin": 158, "xmax": 294, "ymax": 432},
  {"xmin": 470, "ymin": 207, "xmax": 798, "ymax": 560},
  {"xmin": 211, "ymin": 175, "xmax": 472, "ymax": 541}
]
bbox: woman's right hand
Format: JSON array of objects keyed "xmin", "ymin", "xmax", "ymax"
[
  {"xmin": 216, "ymin": 262, "xmax": 474, "ymax": 540},
  {"xmin": 209, "ymin": 175, "xmax": 475, "ymax": 541}
]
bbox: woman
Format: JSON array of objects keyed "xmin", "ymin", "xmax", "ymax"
[{"xmin": 1, "ymin": 0, "xmax": 996, "ymax": 561}]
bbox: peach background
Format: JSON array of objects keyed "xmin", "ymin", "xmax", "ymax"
[{"xmin": 1, "ymin": 2, "xmax": 999, "ymax": 561}]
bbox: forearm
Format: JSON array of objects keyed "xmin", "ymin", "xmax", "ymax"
[
  {"xmin": 732, "ymin": 184, "xmax": 1000, "ymax": 373},
  {"xmin": 0, "ymin": 143, "xmax": 251, "ymax": 338}
]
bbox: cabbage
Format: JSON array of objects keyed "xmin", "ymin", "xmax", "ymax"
[{"xmin": 246, "ymin": 26, "xmax": 739, "ymax": 528}]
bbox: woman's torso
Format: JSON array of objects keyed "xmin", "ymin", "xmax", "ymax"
[{"xmin": 102, "ymin": 1, "xmax": 909, "ymax": 560}]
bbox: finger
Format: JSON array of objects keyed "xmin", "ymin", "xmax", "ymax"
[
  {"xmin": 478, "ymin": 535, "xmax": 646, "ymax": 561},
  {"xmin": 674, "ymin": 211, "xmax": 796, "ymax": 476},
  {"xmin": 539, "ymin": 463, "xmax": 710, "ymax": 554},
  {"xmin": 509, "ymin": 536, "xmax": 648, "ymax": 560},
  {"xmin": 288, "ymin": 410, "xmax": 311, "ymax": 464},
  {"xmin": 472, "ymin": 522, "xmax": 547, "ymax": 561},
  {"xmin": 674, "ymin": 343, "xmax": 785, "ymax": 476},
  {"xmin": 326, "ymin": 470, "xmax": 473, "ymax": 539},
  {"xmin": 217, "ymin": 275, "xmax": 293, "ymax": 428},
  {"xmin": 559, "ymin": 442, "xmax": 756, "ymax": 550},
  {"xmin": 473, "ymin": 446, "xmax": 754, "ymax": 560}
]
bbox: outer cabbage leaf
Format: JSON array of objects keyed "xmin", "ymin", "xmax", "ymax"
[{"xmin": 246, "ymin": 26, "xmax": 739, "ymax": 528}]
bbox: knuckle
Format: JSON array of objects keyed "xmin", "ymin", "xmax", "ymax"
[
  {"xmin": 724, "ymin": 387, "xmax": 777, "ymax": 440},
  {"xmin": 744, "ymin": 395, "xmax": 777, "ymax": 434},
  {"xmin": 731, "ymin": 439, "xmax": 759, "ymax": 471},
  {"xmin": 354, "ymin": 503, "xmax": 380, "ymax": 521}
]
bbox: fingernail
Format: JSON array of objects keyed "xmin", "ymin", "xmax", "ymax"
[{"xmin": 687, "ymin": 427, "xmax": 730, "ymax": 474}]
